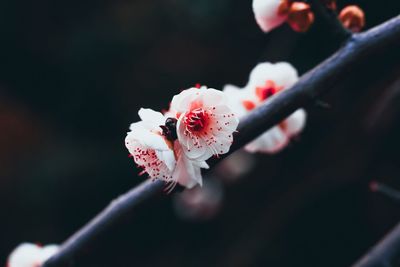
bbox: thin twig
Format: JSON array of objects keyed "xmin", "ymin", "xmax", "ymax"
[
  {"xmin": 370, "ymin": 181, "xmax": 400, "ymax": 204},
  {"xmin": 43, "ymin": 15, "xmax": 400, "ymax": 267}
]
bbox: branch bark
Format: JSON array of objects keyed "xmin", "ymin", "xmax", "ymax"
[
  {"xmin": 352, "ymin": 222, "xmax": 400, "ymax": 267},
  {"xmin": 308, "ymin": 0, "xmax": 352, "ymax": 41},
  {"xmin": 43, "ymin": 15, "xmax": 400, "ymax": 267}
]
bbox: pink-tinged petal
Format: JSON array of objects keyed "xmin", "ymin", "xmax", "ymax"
[
  {"xmin": 245, "ymin": 126, "xmax": 288, "ymax": 154},
  {"xmin": 138, "ymin": 108, "xmax": 166, "ymax": 126},
  {"xmin": 284, "ymin": 109, "xmax": 307, "ymax": 137},
  {"xmin": 253, "ymin": 0, "xmax": 287, "ymax": 32}
]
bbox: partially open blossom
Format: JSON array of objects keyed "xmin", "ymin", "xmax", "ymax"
[
  {"xmin": 125, "ymin": 108, "xmax": 208, "ymax": 189},
  {"xmin": 169, "ymin": 86, "xmax": 239, "ymax": 162},
  {"xmin": 223, "ymin": 62, "xmax": 306, "ymax": 154},
  {"xmin": 252, "ymin": 0, "xmax": 290, "ymax": 32},
  {"xmin": 7, "ymin": 243, "xmax": 59, "ymax": 267},
  {"xmin": 339, "ymin": 5, "xmax": 365, "ymax": 32}
]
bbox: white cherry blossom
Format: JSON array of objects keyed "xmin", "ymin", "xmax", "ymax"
[
  {"xmin": 125, "ymin": 108, "xmax": 176, "ymax": 181},
  {"xmin": 125, "ymin": 108, "xmax": 208, "ymax": 189},
  {"xmin": 169, "ymin": 86, "xmax": 239, "ymax": 162},
  {"xmin": 223, "ymin": 62, "xmax": 306, "ymax": 154},
  {"xmin": 7, "ymin": 243, "xmax": 59, "ymax": 267}
]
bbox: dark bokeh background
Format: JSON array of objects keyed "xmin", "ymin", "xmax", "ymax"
[{"xmin": 1, "ymin": 0, "xmax": 400, "ymax": 266}]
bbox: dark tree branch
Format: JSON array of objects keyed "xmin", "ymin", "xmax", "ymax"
[
  {"xmin": 352, "ymin": 222, "xmax": 400, "ymax": 267},
  {"xmin": 43, "ymin": 15, "xmax": 400, "ymax": 267},
  {"xmin": 308, "ymin": 0, "xmax": 352, "ymax": 41},
  {"xmin": 44, "ymin": 179, "xmax": 165, "ymax": 267}
]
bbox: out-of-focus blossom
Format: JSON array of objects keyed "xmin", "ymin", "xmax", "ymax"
[
  {"xmin": 339, "ymin": 5, "xmax": 365, "ymax": 32},
  {"xmin": 7, "ymin": 243, "xmax": 59, "ymax": 267},
  {"xmin": 223, "ymin": 62, "xmax": 306, "ymax": 154},
  {"xmin": 216, "ymin": 150, "xmax": 256, "ymax": 183},
  {"xmin": 173, "ymin": 178, "xmax": 224, "ymax": 221},
  {"xmin": 169, "ymin": 86, "xmax": 239, "ymax": 162},
  {"xmin": 286, "ymin": 2, "xmax": 314, "ymax": 33},
  {"xmin": 252, "ymin": 0, "xmax": 314, "ymax": 33},
  {"xmin": 125, "ymin": 108, "xmax": 208, "ymax": 189}
]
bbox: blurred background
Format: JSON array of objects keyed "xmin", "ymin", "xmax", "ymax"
[{"xmin": 1, "ymin": 0, "xmax": 400, "ymax": 266}]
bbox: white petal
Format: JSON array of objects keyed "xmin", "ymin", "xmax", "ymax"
[
  {"xmin": 201, "ymin": 88, "xmax": 227, "ymax": 107},
  {"xmin": 193, "ymin": 160, "xmax": 210, "ymax": 169},
  {"xmin": 247, "ymin": 62, "xmax": 298, "ymax": 90},
  {"xmin": 156, "ymin": 149, "xmax": 176, "ymax": 171},
  {"xmin": 8, "ymin": 243, "xmax": 59, "ymax": 267},
  {"xmin": 138, "ymin": 108, "xmax": 166, "ymax": 126},
  {"xmin": 126, "ymin": 123, "xmax": 170, "ymax": 152},
  {"xmin": 40, "ymin": 245, "xmax": 59, "ymax": 261},
  {"xmin": 170, "ymin": 87, "xmax": 204, "ymax": 114},
  {"xmin": 245, "ymin": 126, "xmax": 288, "ymax": 154},
  {"xmin": 223, "ymin": 84, "xmax": 254, "ymax": 118},
  {"xmin": 284, "ymin": 109, "xmax": 307, "ymax": 137},
  {"xmin": 172, "ymin": 144, "xmax": 204, "ymax": 188},
  {"xmin": 252, "ymin": 0, "xmax": 287, "ymax": 32}
]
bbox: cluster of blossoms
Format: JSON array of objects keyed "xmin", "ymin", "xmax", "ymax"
[
  {"xmin": 125, "ymin": 62, "xmax": 307, "ymax": 189},
  {"xmin": 224, "ymin": 62, "xmax": 306, "ymax": 153},
  {"xmin": 125, "ymin": 87, "xmax": 239, "ymax": 190},
  {"xmin": 7, "ymin": 243, "xmax": 59, "ymax": 267}
]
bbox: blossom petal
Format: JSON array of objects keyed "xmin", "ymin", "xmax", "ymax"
[
  {"xmin": 138, "ymin": 108, "xmax": 166, "ymax": 126},
  {"xmin": 247, "ymin": 62, "xmax": 298, "ymax": 90},
  {"xmin": 126, "ymin": 122, "xmax": 171, "ymax": 152},
  {"xmin": 201, "ymin": 88, "xmax": 227, "ymax": 107},
  {"xmin": 172, "ymin": 143, "xmax": 204, "ymax": 188},
  {"xmin": 252, "ymin": 0, "xmax": 287, "ymax": 32},
  {"xmin": 245, "ymin": 126, "xmax": 288, "ymax": 153},
  {"xmin": 8, "ymin": 243, "xmax": 59, "ymax": 267},
  {"xmin": 284, "ymin": 109, "xmax": 307, "ymax": 137}
]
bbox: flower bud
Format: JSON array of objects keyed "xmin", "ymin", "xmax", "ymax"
[
  {"xmin": 339, "ymin": 5, "xmax": 365, "ymax": 32},
  {"xmin": 287, "ymin": 2, "xmax": 314, "ymax": 32}
]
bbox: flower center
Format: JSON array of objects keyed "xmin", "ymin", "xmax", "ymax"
[
  {"xmin": 255, "ymin": 80, "xmax": 282, "ymax": 101},
  {"xmin": 184, "ymin": 108, "xmax": 208, "ymax": 132}
]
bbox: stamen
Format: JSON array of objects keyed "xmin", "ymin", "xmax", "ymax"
[
  {"xmin": 255, "ymin": 80, "xmax": 283, "ymax": 101},
  {"xmin": 184, "ymin": 108, "xmax": 209, "ymax": 132}
]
